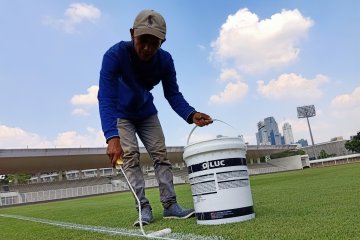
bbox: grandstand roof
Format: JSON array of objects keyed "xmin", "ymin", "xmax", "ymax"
[{"xmin": 0, "ymin": 145, "xmax": 297, "ymax": 174}]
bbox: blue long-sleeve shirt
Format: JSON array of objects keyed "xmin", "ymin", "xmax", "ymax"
[{"xmin": 98, "ymin": 41, "xmax": 195, "ymax": 142}]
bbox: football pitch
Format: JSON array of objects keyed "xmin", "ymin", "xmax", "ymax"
[{"xmin": 1, "ymin": 163, "xmax": 359, "ymax": 240}]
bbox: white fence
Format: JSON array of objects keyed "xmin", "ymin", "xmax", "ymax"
[
  {"xmin": 309, "ymin": 153, "xmax": 360, "ymax": 167},
  {"xmin": 22, "ymin": 184, "xmax": 129, "ymax": 203},
  {"xmin": 144, "ymin": 176, "xmax": 186, "ymax": 187},
  {"xmin": 0, "ymin": 192, "xmax": 22, "ymax": 206},
  {"xmin": 0, "ymin": 182, "xmax": 129, "ymax": 207},
  {"xmin": 248, "ymin": 166, "xmax": 289, "ymax": 175},
  {"xmin": 0, "ymin": 175, "xmax": 188, "ymax": 207}
]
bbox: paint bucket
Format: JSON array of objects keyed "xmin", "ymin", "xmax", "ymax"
[{"xmin": 183, "ymin": 120, "xmax": 255, "ymax": 225}]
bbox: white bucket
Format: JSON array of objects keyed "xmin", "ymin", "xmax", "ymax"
[{"xmin": 183, "ymin": 121, "xmax": 255, "ymax": 225}]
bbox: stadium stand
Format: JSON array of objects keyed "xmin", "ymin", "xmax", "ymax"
[{"xmin": 2, "ymin": 153, "xmax": 359, "ymax": 207}]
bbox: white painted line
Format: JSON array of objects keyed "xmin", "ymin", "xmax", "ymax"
[{"xmin": 0, "ymin": 214, "xmax": 224, "ymax": 240}]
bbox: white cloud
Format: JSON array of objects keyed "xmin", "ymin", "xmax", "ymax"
[
  {"xmin": 53, "ymin": 129, "xmax": 104, "ymax": 148},
  {"xmin": 211, "ymin": 8, "xmax": 313, "ymax": 73},
  {"xmin": 0, "ymin": 125, "xmax": 51, "ymax": 148},
  {"xmin": 210, "ymin": 81, "xmax": 248, "ymax": 104},
  {"xmin": 257, "ymin": 73, "xmax": 328, "ymax": 100},
  {"xmin": 42, "ymin": 3, "xmax": 101, "ymax": 34},
  {"xmin": 71, "ymin": 85, "xmax": 99, "ymax": 106},
  {"xmin": 64, "ymin": 3, "xmax": 101, "ymax": 23},
  {"xmin": 0, "ymin": 124, "xmax": 105, "ymax": 149},
  {"xmin": 210, "ymin": 68, "xmax": 247, "ymax": 104},
  {"xmin": 218, "ymin": 68, "xmax": 242, "ymax": 82},
  {"xmin": 329, "ymin": 87, "xmax": 360, "ymax": 136},
  {"xmin": 331, "ymin": 86, "xmax": 360, "ymax": 109}
]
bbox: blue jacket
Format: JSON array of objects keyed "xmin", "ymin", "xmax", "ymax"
[{"xmin": 98, "ymin": 41, "xmax": 195, "ymax": 142}]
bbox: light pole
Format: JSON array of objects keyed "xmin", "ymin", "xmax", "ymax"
[{"xmin": 297, "ymin": 105, "xmax": 317, "ymax": 159}]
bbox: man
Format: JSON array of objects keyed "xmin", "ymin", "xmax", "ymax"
[{"xmin": 98, "ymin": 9, "xmax": 212, "ymax": 226}]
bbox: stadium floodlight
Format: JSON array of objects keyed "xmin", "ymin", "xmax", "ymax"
[
  {"xmin": 297, "ymin": 105, "xmax": 316, "ymax": 118},
  {"xmin": 297, "ymin": 105, "xmax": 317, "ymax": 159}
]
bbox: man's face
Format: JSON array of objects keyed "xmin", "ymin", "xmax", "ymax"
[{"xmin": 133, "ymin": 34, "xmax": 162, "ymax": 61}]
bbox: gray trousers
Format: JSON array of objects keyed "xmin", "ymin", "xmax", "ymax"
[{"xmin": 117, "ymin": 114, "xmax": 177, "ymax": 209}]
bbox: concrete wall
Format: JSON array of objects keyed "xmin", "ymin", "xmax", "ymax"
[
  {"xmin": 301, "ymin": 140, "xmax": 352, "ymax": 159},
  {"xmin": 268, "ymin": 155, "xmax": 303, "ymax": 170}
]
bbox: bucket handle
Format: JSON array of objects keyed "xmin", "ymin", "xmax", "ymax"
[{"xmin": 186, "ymin": 119, "xmax": 240, "ymax": 145}]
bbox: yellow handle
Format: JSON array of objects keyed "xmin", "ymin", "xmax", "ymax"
[{"xmin": 115, "ymin": 158, "xmax": 124, "ymax": 169}]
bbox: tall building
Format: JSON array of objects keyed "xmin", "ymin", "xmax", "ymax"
[
  {"xmin": 256, "ymin": 121, "xmax": 270, "ymax": 145},
  {"xmin": 256, "ymin": 117, "xmax": 282, "ymax": 145},
  {"xmin": 282, "ymin": 122, "xmax": 294, "ymax": 144},
  {"xmin": 281, "ymin": 136, "xmax": 285, "ymax": 145},
  {"xmin": 296, "ymin": 138, "xmax": 308, "ymax": 147},
  {"xmin": 264, "ymin": 117, "xmax": 282, "ymax": 145}
]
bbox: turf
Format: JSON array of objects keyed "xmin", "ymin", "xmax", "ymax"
[{"xmin": 1, "ymin": 163, "xmax": 359, "ymax": 240}]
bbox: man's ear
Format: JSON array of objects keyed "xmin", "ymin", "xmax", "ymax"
[{"xmin": 130, "ymin": 28, "xmax": 134, "ymax": 40}]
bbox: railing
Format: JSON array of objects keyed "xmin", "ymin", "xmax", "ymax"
[
  {"xmin": 309, "ymin": 154, "xmax": 360, "ymax": 167},
  {"xmin": 0, "ymin": 175, "xmax": 188, "ymax": 207},
  {"xmin": 22, "ymin": 183, "xmax": 129, "ymax": 203},
  {"xmin": 0, "ymin": 182, "xmax": 128, "ymax": 207},
  {"xmin": 0, "ymin": 192, "xmax": 22, "ymax": 206},
  {"xmin": 248, "ymin": 166, "xmax": 288, "ymax": 175}
]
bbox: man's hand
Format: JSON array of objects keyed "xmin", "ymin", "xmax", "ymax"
[
  {"xmin": 106, "ymin": 138, "xmax": 124, "ymax": 168},
  {"xmin": 192, "ymin": 112, "xmax": 213, "ymax": 127}
]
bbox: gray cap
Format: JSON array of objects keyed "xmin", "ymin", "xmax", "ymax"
[{"xmin": 133, "ymin": 10, "xmax": 166, "ymax": 40}]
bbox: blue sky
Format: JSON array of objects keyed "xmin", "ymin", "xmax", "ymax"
[{"xmin": 0, "ymin": 0, "xmax": 359, "ymax": 148}]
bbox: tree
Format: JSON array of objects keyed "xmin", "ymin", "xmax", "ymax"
[
  {"xmin": 319, "ymin": 149, "xmax": 329, "ymax": 159},
  {"xmin": 270, "ymin": 150, "xmax": 306, "ymax": 159},
  {"xmin": 0, "ymin": 175, "xmax": 8, "ymax": 185},
  {"xmin": 345, "ymin": 131, "xmax": 360, "ymax": 153}
]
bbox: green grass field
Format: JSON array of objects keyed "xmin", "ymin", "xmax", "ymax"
[{"xmin": 1, "ymin": 163, "xmax": 359, "ymax": 240}]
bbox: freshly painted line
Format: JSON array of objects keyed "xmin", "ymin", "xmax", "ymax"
[{"xmin": 0, "ymin": 214, "xmax": 224, "ymax": 240}]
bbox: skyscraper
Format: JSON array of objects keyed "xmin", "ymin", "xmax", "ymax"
[
  {"xmin": 256, "ymin": 116, "xmax": 282, "ymax": 145},
  {"xmin": 256, "ymin": 121, "xmax": 270, "ymax": 145},
  {"xmin": 296, "ymin": 138, "xmax": 308, "ymax": 147},
  {"xmin": 282, "ymin": 122, "xmax": 294, "ymax": 144}
]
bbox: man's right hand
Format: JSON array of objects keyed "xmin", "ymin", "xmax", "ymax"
[
  {"xmin": 192, "ymin": 112, "xmax": 213, "ymax": 127},
  {"xmin": 106, "ymin": 138, "xmax": 124, "ymax": 168}
]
